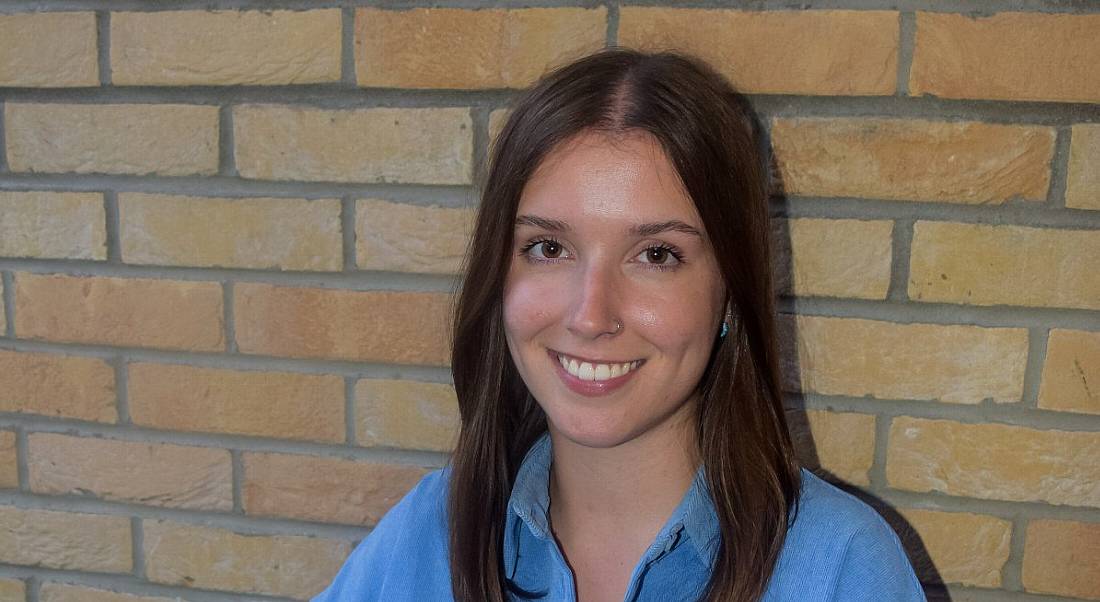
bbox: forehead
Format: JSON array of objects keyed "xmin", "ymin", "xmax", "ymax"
[{"xmin": 518, "ymin": 130, "xmax": 701, "ymax": 228}]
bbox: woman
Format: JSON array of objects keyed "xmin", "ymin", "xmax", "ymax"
[{"xmin": 315, "ymin": 48, "xmax": 924, "ymax": 602}]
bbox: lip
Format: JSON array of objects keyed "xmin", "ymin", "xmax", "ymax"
[{"xmin": 547, "ymin": 348, "xmax": 644, "ymax": 397}]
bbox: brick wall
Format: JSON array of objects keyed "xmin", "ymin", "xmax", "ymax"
[{"xmin": 0, "ymin": 2, "xmax": 1096, "ymax": 601}]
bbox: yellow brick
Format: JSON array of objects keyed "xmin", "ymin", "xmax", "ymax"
[
  {"xmin": 243, "ymin": 452, "xmax": 427, "ymax": 525},
  {"xmin": 119, "ymin": 193, "xmax": 342, "ymax": 271},
  {"xmin": 356, "ymin": 199, "xmax": 473, "ymax": 274},
  {"xmin": 909, "ymin": 222, "xmax": 1100, "ymax": 311},
  {"xmin": 1067, "ymin": 124, "xmax": 1100, "ymax": 211},
  {"xmin": 781, "ymin": 316, "xmax": 1027, "ymax": 404},
  {"xmin": 786, "ymin": 410, "xmax": 875, "ymax": 485},
  {"xmin": 772, "ymin": 218, "xmax": 893, "ymax": 299},
  {"xmin": 620, "ymin": 9, "xmax": 897, "ymax": 96},
  {"xmin": 0, "ymin": 432, "xmax": 16, "ymax": 489},
  {"xmin": 0, "ymin": 12, "xmax": 97, "ymax": 87},
  {"xmin": 235, "ymin": 283, "xmax": 451, "ymax": 366},
  {"xmin": 40, "ymin": 583, "xmax": 177, "ymax": 602},
  {"xmin": 0, "ymin": 349, "xmax": 116, "ymax": 422},
  {"xmin": 28, "ymin": 433, "xmax": 232, "ymax": 510},
  {"xmin": 911, "ymin": 12, "xmax": 1100, "ymax": 103},
  {"xmin": 356, "ymin": 379, "xmax": 459, "ymax": 451},
  {"xmin": 0, "ymin": 191, "xmax": 106, "ymax": 260},
  {"xmin": 772, "ymin": 118, "xmax": 1054, "ymax": 203},
  {"xmin": 111, "ymin": 9, "xmax": 340, "ymax": 86},
  {"xmin": 1039, "ymin": 329, "xmax": 1100, "ymax": 415},
  {"xmin": 1023, "ymin": 519, "xmax": 1100, "ymax": 599},
  {"xmin": 143, "ymin": 520, "xmax": 349, "ymax": 598},
  {"xmin": 5, "ymin": 103, "xmax": 219, "ymax": 176},
  {"xmin": 15, "ymin": 273, "xmax": 224, "ymax": 351},
  {"xmin": 887, "ymin": 417, "xmax": 1100, "ymax": 507},
  {"xmin": 894, "ymin": 509, "xmax": 1011, "ymax": 588},
  {"xmin": 0, "ymin": 578, "xmax": 25, "ymax": 602},
  {"xmin": 355, "ymin": 7, "xmax": 605, "ymax": 89},
  {"xmin": 0, "ymin": 507, "xmax": 131, "ymax": 572},
  {"xmin": 234, "ymin": 105, "xmax": 472, "ymax": 185},
  {"xmin": 128, "ymin": 363, "xmax": 344, "ymax": 442}
]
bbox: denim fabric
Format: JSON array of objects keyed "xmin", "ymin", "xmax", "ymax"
[{"xmin": 314, "ymin": 433, "xmax": 926, "ymax": 601}]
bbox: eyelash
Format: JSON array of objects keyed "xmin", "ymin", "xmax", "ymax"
[
  {"xmin": 518, "ymin": 237, "xmax": 686, "ymax": 271},
  {"xmin": 518, "ymin": 237, "xmax": 566, "ymax": 264},
  {"xmin": 641, "ymin": 243, "xmax": 686, "ymax": 270}
]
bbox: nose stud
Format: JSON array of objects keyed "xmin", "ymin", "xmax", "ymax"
[{"xmin": 612, "ymin": 319, "xmax": 623, "ymax": 335}]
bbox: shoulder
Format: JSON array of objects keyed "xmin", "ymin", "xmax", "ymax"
[
  {"xmin": 356, "ymin": 468, "xmax": 451, "ymax": 553},
  {"xmin": 764, "ymin": 470, "xmax": 925, "ymax": 601},
  {"xmin": 384, "ymin": 467, "xmax": 451, "ymax": 529},
  {"xmin": 793, "ymin": 469, "xmax": 893, "ymax": 536},
  {"xmin": 312, "ymin": 469, "xmax": 453, "ymax": 602}
]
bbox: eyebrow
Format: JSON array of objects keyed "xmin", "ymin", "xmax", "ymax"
[
  {"xmin": 514, "ymin": 214, "xmax": 570, "ymax": 232},
  {"xmin": 632, "ymin": 220, "xmax": 703, "ymax": 238},
  {"xmin": 514, "ymin": 214, "xmax": 702, "ymax": 238}
]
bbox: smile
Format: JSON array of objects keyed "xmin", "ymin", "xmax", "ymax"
[
  {"xmin": 556, "ymin": 352, "xmax": 641, "ymax": 381},
  {"xmin": 547, "ymin": 349, "xmax": 645, "ymax": 397}
]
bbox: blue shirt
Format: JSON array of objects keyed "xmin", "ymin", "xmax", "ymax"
[{"xmin": 314, "ymin": 433, "xmax": 926, "ymax": 601}]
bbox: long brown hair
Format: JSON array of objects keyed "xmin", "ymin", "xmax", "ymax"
[{"xmin": 448, "ymin": 48, "xmax": 801, "ymax": 602}]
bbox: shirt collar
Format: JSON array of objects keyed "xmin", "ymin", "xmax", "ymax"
[
  {"xmin": 508, "ymin": 432, "xmax": 555, "ymax": 540},
  {"xmin": 505, "ymin": 432, "xmax": 720, "ymax": 570}
]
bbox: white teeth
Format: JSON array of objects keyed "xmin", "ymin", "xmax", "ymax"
[{"xmin": 558, "ymin": 354, "xmax": 639, "ymax": 382}]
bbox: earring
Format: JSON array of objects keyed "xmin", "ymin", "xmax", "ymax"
[{"xmin": 719, "ymin": 306, "xmax": 733, "ymax": 338}]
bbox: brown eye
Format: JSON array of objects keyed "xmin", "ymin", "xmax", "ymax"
[
  {"xmin": 523, "ymin": 239, "xmax": 570, "ymax": 261},
  {"xmin": 647, "ymin": 247, "xmax": 669, "ymax": 263},
  {"xmin": 635, "ymin": 244, "xmax": 683, "ymax": 269}
]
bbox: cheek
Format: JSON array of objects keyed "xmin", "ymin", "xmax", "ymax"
[
  {"xmin": 502, "ymin": 270, "xmax": 562, "ymax": 343},
  {"xmin": 637, "ymin": 304, "xmax": 712, "ymax": 357},
  {"xmin": 633, "ymin": 279, "xmax": 723, "ymax": 352}
]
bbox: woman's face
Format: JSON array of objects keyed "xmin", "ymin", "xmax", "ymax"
[{"xmin": 503, "ymin": 130, "xmax": 725, "ymax": 450}]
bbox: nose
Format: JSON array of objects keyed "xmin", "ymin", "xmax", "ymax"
[{"xmin": 565, "ymin": 260, "xmax": 622, "ymax": 339}]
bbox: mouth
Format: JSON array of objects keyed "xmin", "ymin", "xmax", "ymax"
[
  {"xmin": 553, "ymin": 351, "xmax": 642, "ymax": 381},
  {"xmin": 547, "ymin": 349, "xmax": 645, "ymax": 396}
]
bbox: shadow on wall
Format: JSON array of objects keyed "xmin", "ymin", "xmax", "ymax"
[{"xmin": 756, "ymin": 97, "xmax": 948, "ymax": 600}]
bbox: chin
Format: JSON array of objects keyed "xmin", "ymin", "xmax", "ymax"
[
  {"xmin": 545, "ymin": 410, "xmax": 648, "ymax": 450},
  {"xmin": 554, "ymin": 428, "xmax": 634, "ymax": 450}
]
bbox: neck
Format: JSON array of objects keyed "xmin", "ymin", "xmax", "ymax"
[{"xmin": 546, "ymin": 402, "xmax": 700, "ymax": 537}]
